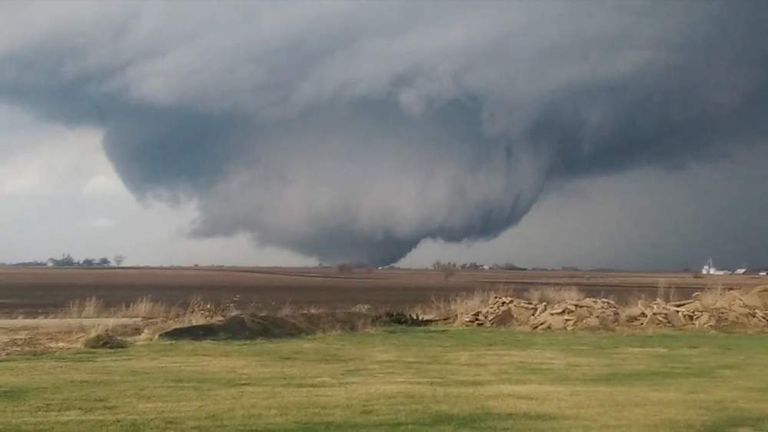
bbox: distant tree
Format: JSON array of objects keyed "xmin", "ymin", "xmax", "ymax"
[
  {"xmin": 113, "ymin": 254, "xmax": 126, "ymax": 267},
  {"xmin": 463, "ymin": 262, "xmax": 481, "ymax": 270},
  {"xmin": 9, "ymin": 260, "xmax": 46, "ymax": 267},
  {"xmin": 80, "ymin": 258, "xmax": 95, "ymax": 267},
  {"xmin": 432, "ymin": 260, "xmax": 458, "ymax": 279},
  {"xmin": 433, "ymin": 261, "xmax": 458, "ymax": 271},
  {"xmin": 49, "ymin": 253, "xmax": 76, "ymax": 267},
  {"xmin": 98, "ymin": 257, "xmax": 111, "ymax": 266}
]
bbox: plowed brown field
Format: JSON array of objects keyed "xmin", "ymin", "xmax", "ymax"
[{"xmin": 1, "ymin": 266, "xmax": 765, "ymax": 317}]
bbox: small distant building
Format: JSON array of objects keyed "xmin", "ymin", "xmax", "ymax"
[
  {"xmin": 701, "ymin": 259, "xmax": 731, "ymax": 275},
  {"xmin": 734, "ymin": 268, "xmax": 748, "ymax": 275},
  {"xmin": 760, "ymin": 271, "xmax": 768, "ymax": 276}
]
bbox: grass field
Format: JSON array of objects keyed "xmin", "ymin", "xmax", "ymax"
[{"xmin": 1, "ymin": 328, "xmax": 767, "ymax": 431}]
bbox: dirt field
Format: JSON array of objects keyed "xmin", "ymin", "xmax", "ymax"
[{"xmin": 1, "ymin": 266, "xmax": 766, "ymax": 318}]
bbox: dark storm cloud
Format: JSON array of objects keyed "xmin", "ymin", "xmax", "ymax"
[{"xmin": 1, "ymin": 1, "xmax": 767, "ymax": 265}]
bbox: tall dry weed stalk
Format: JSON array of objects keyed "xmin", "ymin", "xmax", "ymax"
[
  {"xmin": 62, "ymin": 297, "xmax": 106, "ymax": 318},
  {"xmin": 656, "ymin": 279, "xmax": 680, "ymax": 302},
  {"xmin": 119, "ymin": 296, "xmax": 174, "ymax": 318},
  {"xmin": 57, "ymin": 295, "xmax": 240, "ymax": 321}
]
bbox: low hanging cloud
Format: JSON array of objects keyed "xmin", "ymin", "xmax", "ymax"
[{"xmin": 1, "ymin": 1, "xmax": 767, "ymax": 265}]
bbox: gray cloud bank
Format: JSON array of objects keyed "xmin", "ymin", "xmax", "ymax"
[{"xmin": 1, "ymin": 1, "xmax": 767, "ymax": 265}]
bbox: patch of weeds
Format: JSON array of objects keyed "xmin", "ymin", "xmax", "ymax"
[
  {"xmin": 374, "ymin": 311, "xmax": 430, "ymax": 327},
  {"xmin": 83, "ymin": 332, "xmax": 130, "ymax": 349}
]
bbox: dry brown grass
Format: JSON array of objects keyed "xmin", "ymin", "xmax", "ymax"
[
  {"xmin": 82, "ymin": 327, "xmax": 130, "ymax": 349},
  {"xmin": 60, "ymin": 296, "xmax": 165, "ymax": 319},
  {"xmin": 276, "ymin": 302, "xmax": 329, "ymax": 316},
  {"xmin": 117, "ymin": 296, "xmax": 173, "ymax": 318},
  {"xmin": 692, "ymin": 285, "xmax": 768, "ymax": 309},
  {"xmin": 523, "ymin": 286, "xmax": 585, "ymax": 303},
  {"xmin": 49, "ymin": 296, "xmax": 389, "ymax": 343},
  {"xmin": 411, "ymin": 290, "xmax": 502, "ymax": 324},
  {"xmin": 60, "ymin": 297, "xmax": 106, "ymax": 318},
  {"xmin": 653, "ymin": 279, "xmax": 681, "ymax": 302},
  {"xmin": 696, "ymin": 285, "xmax": 726, "ymax": 308},
  {"xmin": 55, "ymin": 295, "xmax": 240, "ymax": 328}
]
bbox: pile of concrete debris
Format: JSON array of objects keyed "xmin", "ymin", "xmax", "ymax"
[
  {"xmin": 463, "ymin": 287, "xmax": 768, "ymax": 331},
  {"xmin": 622, "ymin": 287, "xmax": 768, "ymax": 329},
  {"xmin": 463, "ymin": 296, "xmax": 620, "ymax": 330}
]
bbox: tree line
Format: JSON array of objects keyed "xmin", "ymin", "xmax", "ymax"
[{"xmin": 46, "ymin": 254, "xmax": 127, "ymax": 267}]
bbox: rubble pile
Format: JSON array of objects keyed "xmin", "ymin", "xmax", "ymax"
[
  {"xmin": 622, "ymin": 287, "xmax": 768, "ymax": 329},
  {"xmin": 463, "ymin": 295, "xmax": 619, "ymax": 330},
  {"xmin": 463, "ymin": 287, "xmax": 768, "ymax": 331},
  {"xmin": 531, "ymin": 298, "xmax": 619, "ymax": 330}
]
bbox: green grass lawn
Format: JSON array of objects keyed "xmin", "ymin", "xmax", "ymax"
[{"xmin": 1, "ymin": 328, "xmax": 767, "ymax": 431}]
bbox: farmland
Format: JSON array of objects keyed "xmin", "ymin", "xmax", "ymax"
[
  {"xmin": 2, "ymin": 266, "xmax": 768, "ymax": 431},
  {"xmin": 1, "ymin": 266, "xmax": 764, "ymax": 318}
]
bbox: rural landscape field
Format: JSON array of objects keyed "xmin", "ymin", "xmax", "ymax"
[
  {"xmin": 3, "ymin": 1, "xmax": 768, "ymax": 430},
  {"xmin": 3, "ymin": 266, "xmax": 762, "ymax": 318},
  {"xmin": 2, "ymin": 266, "xmax": 768, "ymax": 431}
]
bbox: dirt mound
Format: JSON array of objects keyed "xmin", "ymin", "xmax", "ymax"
[
  {"xmin": 464, "ymin": 287, "xmax": 768, "ymax": 331},
  {"xmin": 159, "ymin": 311, "xmax": 427, "ymax": 341},
  {"xmin": 160, "ymin": 315, "xmax": 308, "ymax": 340}
]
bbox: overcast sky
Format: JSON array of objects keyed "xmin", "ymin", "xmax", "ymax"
[{"xmin": 1, "ymin": 1, "xmax": 766, "ymax": 270}]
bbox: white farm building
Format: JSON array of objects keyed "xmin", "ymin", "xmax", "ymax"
[{"xmin": 701, "ymin": 259, "xmax": 731, "ymax": 275}]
